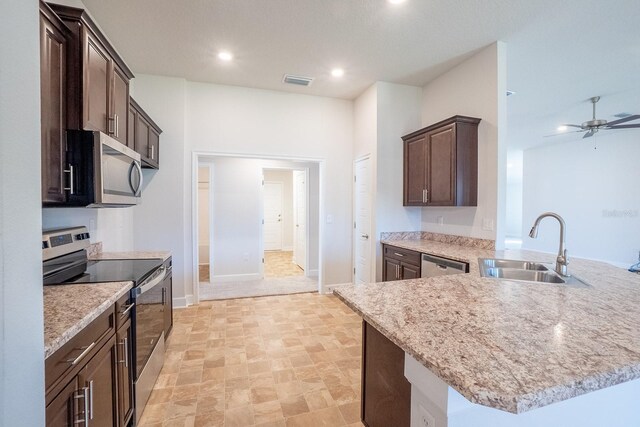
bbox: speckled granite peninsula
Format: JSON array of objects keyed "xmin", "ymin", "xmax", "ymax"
[
  {"xmin": 44, "ymin": 281, "xmax": 132, "ymax": 358},
  {"xmin": 334, "ymin": 238, "xmax": 640, "ymax": 414}
]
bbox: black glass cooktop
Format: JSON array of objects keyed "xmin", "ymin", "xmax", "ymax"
[
  {"xmin": 43, "ymin": 254, "xmax": 163, "ymax": 286},
  {"xmin": 70, "ymin": 259, "xmax": 163, "ymax": 285}
]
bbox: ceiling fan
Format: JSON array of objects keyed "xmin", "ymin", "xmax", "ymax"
[{"xmin": 546, "ymin": 96, "xmax": 640, "ymax": 138}]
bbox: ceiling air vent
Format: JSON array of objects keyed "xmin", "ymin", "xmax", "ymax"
[{"xmin": 282, "ymin": 74, "xmax": 314, "ymax": 87}]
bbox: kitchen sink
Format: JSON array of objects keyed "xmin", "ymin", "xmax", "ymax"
[
  {"xmin": 482, "ymin": 267, "xmax": 566, "ymax": 283},
  {"xmin": 479, "ymin": 259, "xmax": 548, "ymax": 271},
  {"xmin": 478, "ymin": 258, "xmax": 590, "ymax": 287}
]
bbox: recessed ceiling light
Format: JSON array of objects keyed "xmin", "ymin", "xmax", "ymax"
[
  {"xmin": 331, "ymin": 68, "xmax": 344, "ymax": 77},
  {"xmin": 388, "ymin": 0, "xmax": 407, "ymax": 4},
  {"xmin": 218, "ymin": 51, "xmax": 233, "ymax": 61},
  {"xmin": 557, "ymin": 125, "xmax": 568, "ymax": 132}
]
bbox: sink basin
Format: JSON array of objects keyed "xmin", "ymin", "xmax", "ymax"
[
  {"xmin": 482, "ymin": 268, "xmax": 566, "ymax": 283},
  {"xmin": 478, "ymin": 258, "xmax": 590, "ymax": 286},
  {"xmin": 479, "ymin": 259, "xmax": 548, "ymax": 271}
]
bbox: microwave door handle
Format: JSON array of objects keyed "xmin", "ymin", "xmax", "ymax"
[
  {"xmin": 128, "ymin": 161, "xmax": 144, "ymax": 196},
  {"xmin": 134, "ymin": 161, "xmax": 143, "ymax": 196}
]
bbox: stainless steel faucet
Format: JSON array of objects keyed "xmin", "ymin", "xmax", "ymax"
[{"xmin": 528, "ymin": 212, "xmax": 570, "ymax": 277}]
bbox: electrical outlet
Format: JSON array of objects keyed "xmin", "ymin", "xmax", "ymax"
[
  {"xmin": 419, "ymin": 405, "xmax": 436, "ymax": 427},
  {"xmin": 326, "ymin": 214, "xmax": 334, "ymax": 224}
]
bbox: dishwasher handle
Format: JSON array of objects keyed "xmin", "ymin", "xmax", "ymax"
[{"xmin": 421, "ymin": 254, "xmax": 468, "ymax": 272}]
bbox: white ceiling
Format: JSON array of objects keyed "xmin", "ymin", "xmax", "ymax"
[{"xmin": 82, "ymin": 0, "xmax": 640, "ymax": 149}]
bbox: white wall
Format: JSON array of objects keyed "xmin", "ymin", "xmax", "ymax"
[
  {"xmin": 129, "ymin": 76, "xmax": 189, "ymax": 302},
  {"xmin": 197, "ymin": 167, "xmax": 209, "ymax": 264},
  {"xmin": 264, "ymin": 169, "xmax": 294, "ymax": 250},
  {"xmin": 131, "ymin": 74, "xmax": 352, "ymax": 299},
  {"xmin": 420, "ymin": 42, "xmax": 508, "ymax": 246},
  {"xmin": 505, "ymin": 151, "xmax": 523, "ymax": 239},
  {"xmin": 42, "ymin": 208, "xmax": 135, "ymax": 251},
  {"xmin": 0, "ymin": 0, "xmax": 45, "ymax": 424},
  {"xmin": 521, "ymin": 133, "xmax": 640, "ymax": 267},
  {"xmin": 211, "ymin": 157, "xmax": 264, "ymax": 278},
  {"xmin": 375, "ymin": 82, "xmax": 423, "ymax": 278}
]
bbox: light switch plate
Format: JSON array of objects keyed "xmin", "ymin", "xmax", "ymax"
[{"xmin": 326, "ymin": 214, "xmax": 334, "ymax": 224}]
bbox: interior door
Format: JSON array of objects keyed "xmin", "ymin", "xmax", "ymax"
[
  {"xmin": 354, "ymin": 157, "xmax": 372, "ymax": 284},
  {"xmin": 263, "ymin": 181, "xmax": 283, "ymax": 251},
  {"xmin": 293, "ymin": 170, "xmax": 306, "ymax": 271}
]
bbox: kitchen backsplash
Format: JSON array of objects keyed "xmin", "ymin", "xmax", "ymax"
[{"xmin": 380, "ymin": 231, "xmax": 495, "ymax": 250}]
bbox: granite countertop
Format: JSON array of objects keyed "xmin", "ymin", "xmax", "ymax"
[
  {"xmin": 44, "ymin": 281, "xmax": 132, "ymax": 359},
  {"xmin": 89, "ymin": 250, "xmax": 171, "ymax": 261},
  {"xmin": 334, "ymin": 239, "xmax": 640, "ymax": 414}
]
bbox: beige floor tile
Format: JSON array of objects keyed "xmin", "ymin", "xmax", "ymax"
[
  {"xmin": 284, "ymin": 406, "xmax": 346, "ymax": 427},
  {"xmin": 144, "ymin": 293, "xmax": 362, "ymax": 427},
  {"xmin": 224, "ymin": 405, "xmax": 255, "ymax": 427},
  {"xmin": 279, "ymin": 394, "xmax": 310, "ymax": 418}
]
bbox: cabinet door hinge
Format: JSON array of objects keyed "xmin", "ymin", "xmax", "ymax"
[
  {"xmin": 354, "ymin": 221, "xmax": 356, "ymax": 229},
  {"xmin": 353, "ymin": 267, "xmax": 356, "ymax": 275}
]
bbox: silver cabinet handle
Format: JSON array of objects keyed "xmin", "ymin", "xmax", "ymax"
[
  {"xmin": 394, "ymin": 252, "xmax": 404, "ymax": 257},
  {"xmin": 425, "ymin": 189, "xmax": 428, "ymax": 203},
  {"xmin": 151, "ymin": 144, "xmax": 154, "ymax": 160},
  {"xmin": 395, "ymin": 264, "xmax": 399, "ymax": 280},
  {"xmin": 114, "ymin": 114, "xmax": 119, "ymax": 138},
  {"xmin": 74, "ymin": 386, "xmax": 89, "ymax": 426},
  {"xmin": 89, "ymin": 380, "xmax": 94, "ymax": 420},
  {"xmin": 119, "ymin": 303, "xmax": 134, "ymax": 316},
  {"xmin": 108, "ymin": 116, "xmax": 115, "ymax": 136},
  {"xmin": 361, "ymin": 234, "xmax": 369, "ymax": 239},
  {"xmin": 118, "ymin": 337, "xmax": 129, "ymax": 368},
  {"xmin": 64, "ymin": 165, "xmax": 75, "ymax": 195},
  {"xmin": 65, "ymin": 342, "xmax": 96, "ymax": 366}
]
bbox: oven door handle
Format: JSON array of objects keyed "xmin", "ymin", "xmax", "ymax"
[{"xmin": 132, "ymin": 266, "xmax": 167, "ymax": 297}]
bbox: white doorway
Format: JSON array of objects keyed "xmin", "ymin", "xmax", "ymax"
[
  {"xmin": 263, "ymin": 181, "xmax": 284, "ymax": 251},
  {"xmin": 293, "ymin": 170, "xmax": 307, "ymax": 271},
  {"xmin": 353, "ymin": 156, "xmax": 373, "ymax": 284}
]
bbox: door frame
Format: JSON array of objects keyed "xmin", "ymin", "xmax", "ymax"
[
  {"xmin": 353, "ymin": 154, "xmax": 375, "ymax": 285},
  {"xmin": 191, "ymin": 152, "xmax": 324, "ymax": 305},
  {"xmin": 292, "ymin": 168, "xmax": 310, "ymax": 276},
  {"xmin": 196, "ymin": 163, "xmax": 215, "ymax": 283}
]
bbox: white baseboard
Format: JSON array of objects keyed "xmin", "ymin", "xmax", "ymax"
[
  {"xmin": 281, "ymin": 246, "xmax": 293, "ymax": 252},
  {"xmin": 173, "ymin": 294, "xmax": 196, "ymax": 308},
  {"xmin": 211, "ymin": 273, "xmax": 262, "ymax": 283}
]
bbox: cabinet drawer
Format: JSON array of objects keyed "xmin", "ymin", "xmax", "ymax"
[
  {"xmin": 383, "ymin": 245, "xmax": 421, "ymax": 266},
  {"xmin": 45, "ymin": 305, "xmax": 115, "ymax": 401}
]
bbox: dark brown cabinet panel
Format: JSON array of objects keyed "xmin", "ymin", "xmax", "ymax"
[
  {"xmin": 79, "ymin": 335, "xmax": 118, "ymax": 427},
  {"xmin": 163, "ymin": 269, "xmax": 173, "ymax": 339},
  {"xmin": 130, "ymin": 97, "xmax": 162, "ymax": 169},
  {"xmin": 111, "ymin": 66, "xmax": 130, "ymax": 146},
  {"xmin": 382, "ymin": 244, "xmax": 421, "ymax": 281},
  {"xmin": 40, "ymin": 3, "xmax": 69, "ymax": 205},
  {"xmin": 403, "ymin": 115, "xmax": 480, "ymax": 207},
  {"xmin": 116, "ymin": 319, "xmax": 134, "ymax": 427},
  {"xmin": 127, "ymin": 105, "xmax": 136, "ymax": 149},
  {"xmin": 362, "ymin": 321, "xmax": 411, "ymax": 427},
  {"xmin": 83, "ymin": 31, "xmax": 110, "ymax": 134},
  {"xmin": 49, "ymin": 3, "xmax": 134, "ymax": 145},
  {"xmin": 45, "ymin": 377, "xmax": 78, "ymax": 427},
  {"xmin": 404, "ymin": 134, "xmax": 427, "ymax": 205}
]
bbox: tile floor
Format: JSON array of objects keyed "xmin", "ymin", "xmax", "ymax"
[
  {"xmin": 264, "ymin": 251, "xmax": 303, "ymax": 278},
  {"xmin": 199, "ymin": 277, "xmax": 318, "ymax": 301},
  {"xmin": 139, "ymin": 293, "xmax": 364, "ymax": 427}
]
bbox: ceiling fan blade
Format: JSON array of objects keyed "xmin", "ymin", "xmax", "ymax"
[
  {"xmin": 561, "ymin": 124, "xmax": 583, "ymax": 128},
  {"xmin": 543, "ymin": 130, "xmax": 584, "ymax": 138},
  {"xmin": 607, "ymin": 124, "xmax": 640, "ymax": 129},
  {"xmin": 582, "ymin": 130, "xmax": 595, "ymax": 139},
  {"xmin": 606, "ymin": 115, "xmax": 640, "ymax": 126}
]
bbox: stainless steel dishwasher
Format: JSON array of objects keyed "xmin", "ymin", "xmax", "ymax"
[{"xmin": 421, "ymin": 253, "xmax": 469, "ymax": 277}]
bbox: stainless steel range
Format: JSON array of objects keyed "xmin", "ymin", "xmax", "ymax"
[{"xmin": 43, "ymin": 226, "xmax": 169, "ymax": 425}]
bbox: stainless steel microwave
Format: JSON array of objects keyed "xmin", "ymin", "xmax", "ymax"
[{"xmin": 64, "ymin": 130, "xmax": 143, "ymax": 207}]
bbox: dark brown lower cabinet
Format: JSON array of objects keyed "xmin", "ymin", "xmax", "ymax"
[
  {"xmin": 46, "ymin": 378, "xmax": 78, "ymax": 427},
  {"xmin": 116, "ymin": 319, "xmax": 134, "ymax": 427},
  {"xmin": 362, "ymin": 321, "xmax": 411, "ymax": 427},
  {"xmin": 79, "ymin": 335, "xmax": 118, "ymax": 426},
  {"xmin": 382, "ymin": 244, "xmax": 422, "ymax": 281}
]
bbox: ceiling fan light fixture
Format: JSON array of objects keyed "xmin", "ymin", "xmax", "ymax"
[{"xmin": 557, "ymin": 125, "xmax": 568, "ymax": 132}]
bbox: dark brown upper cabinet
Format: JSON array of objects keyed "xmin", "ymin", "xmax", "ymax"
[
  {"xmin": 402, "ymin": 115, "xmax": 480, "ymax": 207},
  {"xmin": 48, "ymin": 3, "xmax": 134, "ymax": 147},
  {"xmin": 129, "ymin": 97, "xmax": 162, "ymax": 169},
  {"xmin": 40, "ymin": 2, "xmax": 70, "ymax": 205}
]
